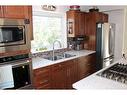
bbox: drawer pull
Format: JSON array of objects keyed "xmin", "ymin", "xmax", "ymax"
[
  {"xmin": 39, "ymin": 80, "xmax": 48, "ymax": 84},
  {"xmin": 59, "ymin": 64, "xmax": 62, "ymax": 67}
]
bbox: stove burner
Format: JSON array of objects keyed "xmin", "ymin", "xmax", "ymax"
[{"xmin": 97, "ymin": 63, "xmax": 127, "ymax": 84}]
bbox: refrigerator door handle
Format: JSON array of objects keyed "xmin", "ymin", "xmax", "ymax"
[{"xmin": 103, "ymin": 58, "xmax": 113, "ymax": 62}]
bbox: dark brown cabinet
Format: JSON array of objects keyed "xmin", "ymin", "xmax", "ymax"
[
  {"xmin": 66, "ymin": 10, "xmax": 86, "ymax": 37},
  {"xmin": 51, "ymin": 62, "xmax": 67, "ymax": 89},
  {"xmin": 51, "ymin": 59, "xmax": 78, "ymax": 89},
  {"xmin": 84, "ymin": 12, "xmax": 108, "ymax": 50},
  {"xmin": 33, "ymin": 53, "xmax": 96, "ymax": 89},
  {"xmin": 33, "ymin": 66, "xmax": 52, "ymax": 89},
  {"xmin": 78, "ymin": 53, "xmax": 96, "ymax": 80},
  {"xmin": 0, "ymin": 6, "xmax": 3, "ymax": 17},
  {"xmin": 25, "ymin": 6, "xmax": 33, "ymax": 40},
  {"xmin": 66, "ymin": 59, "xmax": 78, "ymax": 89},
  {"xmin": 2, "ymin": 6, "xmax": 28, "ymax": 19}
]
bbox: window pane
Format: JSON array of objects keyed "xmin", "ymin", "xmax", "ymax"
[{"xmin": 31, "ymin": 15, "xmax": 65, "ymax": 53}]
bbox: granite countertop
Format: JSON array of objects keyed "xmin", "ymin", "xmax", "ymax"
[
  {"xmin": 72, "ymin": 58, "xmax": 127, "ymax": 89},
  {"xmin": 32, "ymin": 50, "xmax": 96, "ymax": 69}
]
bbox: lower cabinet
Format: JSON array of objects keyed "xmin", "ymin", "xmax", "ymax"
[
  {"xmin": 33, "ymin": 53, "xmax": 96, "ymax": 89},
  {"xmin": 78, "ymin": 53, "xmax": 96, "ymax": 80},
  {"xmin": 66, "ymin": 59, "xmax": 78, "ymax": 89},
  {"xmin": 33, "ymin": 66, "xmax": 52, "ymax": 89},
  {"xmin": 51, "ymin": 62, "xmax": 67, "ymax": 89}
]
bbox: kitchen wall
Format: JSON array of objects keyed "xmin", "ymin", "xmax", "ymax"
[
  {"xmin": 105, "ymin": 9, "xmax": 125, "ymax": 61},
  {"xmin": 123, "ymin": 8, "xmax": 127, "ymax": 57}
]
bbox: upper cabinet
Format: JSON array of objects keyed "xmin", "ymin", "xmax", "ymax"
[
  {"xmin": 66, "ymin": 10, "xmax": 86, "ymax": 37},
  {"xmin": 0, "ymin": 6, "xmax": 3, "ymax": 17},
  {"xmin": 26, "ymin": 6, "xmax": 33, "ymax": 40},
  {"xmin": 84, "ymin": 11, "xmax": 108, "ymax": 50},
  {"xmin": 2, "ymin": 6, "xmax": 28, "ymax": 19}
]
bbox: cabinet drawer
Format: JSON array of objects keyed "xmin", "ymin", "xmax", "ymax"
[{"xmin": 34, "ymin": 66, "xmax": 50, "ymax": 76}]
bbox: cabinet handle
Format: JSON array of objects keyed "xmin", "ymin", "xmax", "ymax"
[
  {"xmin": 59, "ymin": 64, "xmax": 62, "ymax": 67},
  {"xmin": 67, "ymin": 69, "xmax": 70, "ymax": 77},
  {"xmin": 39, "ymin": 80, "xmax": 48, "ymax": 84}
]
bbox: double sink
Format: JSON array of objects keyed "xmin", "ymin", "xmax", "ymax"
[{"xmin": 44, "ymin": 53, "xmax": 76, "ymax": 61}]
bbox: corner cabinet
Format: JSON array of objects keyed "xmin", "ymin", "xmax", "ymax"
[
  {"xmin": 33, "ymin": 53, "xmax": 96, "ymax": 89},
  {"xmin": 0, "ymin": 6, "xmax": 33, "ymax": 40},
  {"xmin": 84, "ymin": 11, "xmax": 108, "ymax": 50},
  {"xmin": 66, "ymin": 10, "xmax": 86, "ymax": 37},
  {"xmin": 78, "ymin": 53, "xmax": 96, "ymax": 80}
]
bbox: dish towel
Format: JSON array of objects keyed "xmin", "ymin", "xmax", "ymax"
[{"xmin": 0, "ymin": 65, "xmax": 14, "ymax": 89}]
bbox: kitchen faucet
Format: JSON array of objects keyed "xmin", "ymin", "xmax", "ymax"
[{"xmin": 52, "ymin": 40, "xmax": 62, "ymax": 61}]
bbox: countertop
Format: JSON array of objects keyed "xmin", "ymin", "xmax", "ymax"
[
  {"xmin": 73, "ymin": 58, "xmax": 127, "ymax": 89},
  {"xmin": 32, "ymin": 50, "xmax": 95, "ymax": 69}
]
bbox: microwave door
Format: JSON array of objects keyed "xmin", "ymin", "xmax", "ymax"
[{"xmin": 0, "ymin": 26, "xmax": 25, "ymax": 47}]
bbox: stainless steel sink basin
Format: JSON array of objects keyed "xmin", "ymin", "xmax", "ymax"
[{"xmin": 44, "ymin": 53, "xmax": 76, "ymax": 61}]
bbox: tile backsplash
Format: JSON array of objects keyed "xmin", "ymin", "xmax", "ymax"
[{"xmin": 31, "ymin": 48, "xmax": 68, "ymax": 58}]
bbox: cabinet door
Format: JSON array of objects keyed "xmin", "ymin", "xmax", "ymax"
[
  {"xmin": 0, "ymin": 6, "xmax": 4, "ymax": 17},
  {"xmin": 77, "ymin": 12, "xmax": 86, "ymax": 36},
  {"xmin": 67, "ymin": 11, "xmax": 76, "ymax": 37},
  {"xmin": 3, "ymin": 6, "xmax": 28, "ymax": 19},
  {"xmin": 51, "ymin": 62, "xmax": 67, "ymax": 89},
  {"xmin": 33, "ymin": 66, "xmax": 51, "ymax": 89},
  {"xmin": 25, "ymin": 6, "xmax": 33, "ymax": 40},
  {"xmin": 85, "ymin": 13, "xmax": 96, "ymax": 50},
  {"xmin": 84, "ymin": 12, "xmax": 108, "ymax": 50},
  {"xmin": 78, "ymin": 53, "xmax": 96, "ymax": 80},
  {"xmin": 66, "ymin": 59, "xmax": 78, "ymax": 89},
  {"xmin": 67, "ymin": 10, "xmax": 86, "ymax": 37}
]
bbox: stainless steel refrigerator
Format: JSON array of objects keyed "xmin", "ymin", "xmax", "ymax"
[{"xmin": 96, "ymin": 22, "xmax": 115, "ymax": 70}]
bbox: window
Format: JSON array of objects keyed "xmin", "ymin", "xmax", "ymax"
[{"xmin": 31, "ymin": 12, "xmax": 67, "ymax": 53}]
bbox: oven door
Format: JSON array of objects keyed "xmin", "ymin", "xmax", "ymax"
[
  {"xmin": 6, "ymin": 60, "xmax": 32, "ymax": 89},
  {"xmin": 0, "ymin": 25, "xmax": 25, "ymax": 47}
]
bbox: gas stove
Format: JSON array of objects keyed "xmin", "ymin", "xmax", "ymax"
[{"xmin": 97, "ymin": 63, "xmax": 127, "ymax": 84}]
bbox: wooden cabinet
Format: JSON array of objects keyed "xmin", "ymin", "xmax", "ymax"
[
  {"xmin": 2, "ymin": 6, "xmax": 28, "ymax": 19},
  {"xmin": 25, "ymin": 6, "xmax": 33, "ymax": 40},
  {"xmin": 66, "ymin": 10, "xmax": 86, "ymax": 37},
  {"xmin": 33, "ymin": 66, "xmax": 52, "ymax": 89},
  {"xmin": 51, "ymin": 62, "xmax": 67, "ymax": 89},
  {"xmin": 0, "ymin": 6, "xmax": 3, "ymax": 17},
  {"xmin": 51, "ymin": 59, "xmax": 78, "ymax": 89},
  {"xmin": 33, "ymin": 53, "xmax": 96, "ymax": 89},
  {"xmin": 66, "ymin": 59, "xmax": 78, "ymax": 89},
  {"xmin": 78, "ymin": 53, "xmax": 96, "ymax": 80},
  {"xmin": 84, "ymin": 12, "xmax": 108, "ymax": 50}
]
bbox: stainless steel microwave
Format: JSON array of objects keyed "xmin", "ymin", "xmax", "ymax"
[
  {"xmin": 0, "ymin": 25, "xmax": 25, "ymax": 46},
  {"xmin": 0, "ymin": 18, "xmax": 31, "ymax": 54}
]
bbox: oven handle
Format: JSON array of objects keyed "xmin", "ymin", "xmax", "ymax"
[{"xmin": 11, "ymin": 59, "xmax": 32, "ymax": 68}]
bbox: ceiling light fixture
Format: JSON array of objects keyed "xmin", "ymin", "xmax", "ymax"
[{"xmin": 42, "ymin": 5, "xmax": 56, "ymax": 11}]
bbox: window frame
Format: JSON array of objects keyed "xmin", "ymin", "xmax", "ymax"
[{"xmin": 31, "ymin": 11, "xmax": 67, "ymax": 53}]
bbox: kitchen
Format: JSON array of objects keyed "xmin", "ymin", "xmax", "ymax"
[{"xmin": 0, "ymin": 5, "xmax": 127, "ymax": 90}]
